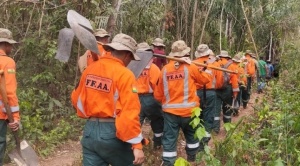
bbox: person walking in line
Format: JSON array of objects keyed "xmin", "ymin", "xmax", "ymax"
[
  {"xmin": 193, "ymin": 44, "xmax": 219, "ymax": 147},
  {"xmin": 71, "ymin": 34, "xmax": 147, "ymax": 166},
  {"xmin": 136, "ymin": 42, "xmax": 164, "ymax": 150},
  {"xmin": 0, "ymin": 28, "xmax": 20, "ymax": 165},
  {"xmin": 154, "ymin": 40, "xmax": 211, "ymax": 166},
  {"xmin": 214, "ymin": 51, "xmax": 239, "ymax": 132},
  {"xmin": 152, "ymin": 38, "xmax": 167, "ymax": 69},
  {"xmin": 257, "ymin": 56, "xmax": 268, "ymax": 93}
]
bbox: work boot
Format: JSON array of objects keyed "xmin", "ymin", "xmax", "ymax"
[
  {"xmin": 187, "ymin": 154, "xmax": 196, "ymax": 162},
  {"xmin": 243, "ymin": 102, "xmax": 247, "ymax": 109}
]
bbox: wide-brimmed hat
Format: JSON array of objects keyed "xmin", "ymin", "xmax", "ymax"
[
  {"xmin": 0, "ymin": 28, "xmax": 17, "ymax": 44},
  {"xmin": 232, "ymin": 53, "xmax": 242, "ymax": 63},
  {"xmin": 195, "ymin": 44, "xmax": 212, "ymax": 58},
  {"xmin": 169, "ymin": 40, "xmax": 190, "ymax": 57},
  {"xmin": 151, "ymin": 38, "xmax": 165, "ymax": 47},
  {"xmin": 94, "ymin": 28, "xmax": 110, "ymax": 38},
  {"xmin": 218, "ymin": 50, "xmax": 231, "ymax": 58},
  {"xmin": 245, "ymin": 50, "xmax": 253, "ymax": 56},
  {"xmin": 137, "ymin": 42, "xmax": 152, "ymax": 51},
  {"xmin": 103, "ymin": 33, "xmax": 140, "ymax": 60}
]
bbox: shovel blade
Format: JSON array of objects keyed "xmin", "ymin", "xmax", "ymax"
[
  {"xmin": 127, "ymin": 50, "xmax": 154, "ymax": 78},
  {"xmin": 67, "ymin": 10, "xmax": 99, "ymax": 55},
  {"xmin": 55, "ymin": 28, "xmax": 75, "ymax": 62},
  {"xmin": 8, "ymin": 140, "xmax": 39, "ymax": 166}
]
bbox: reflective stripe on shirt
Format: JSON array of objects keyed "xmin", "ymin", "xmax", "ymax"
[
  {"xmin": 77, "ymin": 95, "xmax": 87, "ymax": 117},
  {"xmin": 126, "ymin": 133, "xmax": 143, "ymax": 144},
  {"xmin": 162, "ymin": 66, "xmax": 196, "ymax": 109}
]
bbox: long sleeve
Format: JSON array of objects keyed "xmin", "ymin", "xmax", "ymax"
[
  {"xmin": 154, "ymin": 70, "xmax": 164, "ymax": 103},
  {"xmin": 115, "ymin": 71, "xmax": 143, "ymax": 149},
  {"xmin": 2, "ymin": 58, "xmax": 19, "ymax": 121}
]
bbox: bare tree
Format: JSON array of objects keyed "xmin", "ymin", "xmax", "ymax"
[{"xmin": 106, "ymin": 0, "xmax": 122, "ymax": 34}]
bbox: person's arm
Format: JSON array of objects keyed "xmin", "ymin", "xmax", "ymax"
[
  {"xmin": 115, "ymin": 70, "xmax": 143, "ymax": 149},
  {"xmin": 229, "ymin": 65, "xmax": 239, "ymax": 98},
  {"xmin": 190, "ymin": 64, "xmax": 211, "ymax": 85},
  {"xmin": 3, "ymin": 59, "xmax": 20, "ymax": 131},
  {"xmin": 149, "ymin": 64, "xmax": 161, "ymax": 91},
  {"xmin": 154, "ymin": 68, "xmax": 164, "ymax": 103}
]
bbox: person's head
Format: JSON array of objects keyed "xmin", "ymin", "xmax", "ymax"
[
  {"xmin": 245, "ymin": 50, "xmax": 252, "ymax": 57},
  {"xmin": 195, "ymin": 44, "xmax": 212, "ymax": 59},
  {"xmin": 151, "ymin": 38, "xmax": 165, "ymax": 51},
  {"xmin": 218, "ymin": 50, "xmax": 231, "ymax": 60},
  {"xmin": 0, "ymin": 28, "xmax": 17, "ymax": 55},
  {"xmin": 94, "ymin": 29, "xmax": 110, "ymax": 44},
  {"xmin": 232, "ymin": 53, "xmax": 242, "ymax": 63},
  {"xmin": 267, "ymin": 60, "xmax": 271, "ymax": 64},
  {"xmin": 103, "ymin": 33, "xmax": 140, "ymax": 66},
  {"xmin": 137, "ymin": 42, "xmax": 152, "ymax": 52},
  {"xmin": 169, "ymin": 40, "xmax": 190, "ymax": 58}
]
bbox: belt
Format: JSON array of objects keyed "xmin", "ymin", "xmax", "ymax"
[
  {"xmin": 197, "ymin": 89, "xmax": 215, "ymax": 91},
  {"xmin": 138, "ymin": 93, "xmax": 153, "ymax": 96},
  {"xmin": 89, "ymin": 117, "xmax": 115, "ymax": 122}
]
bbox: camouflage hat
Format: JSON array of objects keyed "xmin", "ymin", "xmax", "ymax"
[
  {"xmin": 232, "ymin": 53, "xmax": 242, "ymax": 63},
  {"xmin": 0, "ymin": 28, "xmax": 17, "ymax": 44},
  {"xmin": 169, "ymin": 40, "xmax": 190, "ymax": 57},
  {"xmin": 151, "ymin": 38, "xmax": 165, "ymax": 47},
  {"xmin": 137, "ymin": 42, "xmax": 152, "ymax": 51},
  {"xmin": 245, "ymin": 50, "xmax": 252, "ymax": 56},
  {"xmin": 194, "ymin": 44, "xmax": 212, "ymax": 58},
  {"xmin": 218, "ymin": 50, "xmax": 231, "ymax": 58},
  {"xmin": 94, "ymin": 28, "xmax": 110, "ymax": 38},
  {"xmin": 103, "ymin": 33, "xmax": 140, "ymax": 60}
]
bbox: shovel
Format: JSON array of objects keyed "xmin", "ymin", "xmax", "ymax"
[
  {"xmin": 127, "ymin": 50, "xmax": 154, "ymax": 78},
  {"xmin": 67, "ymin": 10, "xmax": 99, "ymax": 57},
  {"xmin": 0, "ymin": 74, "xmax": 39, "ymax": 166},
  {"xmin": 55, "ymin": 28, "xmax": 75, "ymax": 63},
  {"xmin": 55, "ymin": 10, "xmax": 100, "ymax": 63}
]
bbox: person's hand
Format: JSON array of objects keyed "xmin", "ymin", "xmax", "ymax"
[
  {"xmin": 8, "ymin": 121, "xmax": 19, "ymax": 131},
  {"xmin": 133, "ymin": 148, "xmax": 145, "ymax": 165}
]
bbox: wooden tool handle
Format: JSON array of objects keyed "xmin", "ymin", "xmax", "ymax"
[{"xmin": 153, "ymin": 53, "xmax": 238, "ymax": 74}]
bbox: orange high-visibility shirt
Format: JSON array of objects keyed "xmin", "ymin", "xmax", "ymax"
[
  {"xmin": 193, "ymin": 56, "xmax": 218, "ymax": 89},
  {"xmin": 136, "ymin": 63, "xmax": 160, "ymax": 94},
  {"xmin": 217, "ymin": 58, "xmax": 239, "ymax": 93},
  {"xmin": 71, "ymin": 56, "xmax": 143, "ymax": 149},
  {"xmin": 154, "ymin": 61, "xmax": 210, "ymax": 117},
  {"xmin": 245, "ymin": 54, "xmax": 256, "ymax": 77},
  {"xmin": 86, "ymin": 42, "xmax": 111, "ymax": 66},
  {"xmin": 232, "ymin": 62, "xmax": 247, "ymax": 86},
  {"xmin": 0, "ymin": 49, "xmax": 20, "ymax": 121}
]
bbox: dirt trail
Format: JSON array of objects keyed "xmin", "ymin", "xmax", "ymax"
[{"xmin": 4, "ymin": 93, "xmax": 261, "ymax": 166}]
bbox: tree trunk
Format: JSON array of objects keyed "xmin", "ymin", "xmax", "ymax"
[
  {"xmin": 106, "ymin": 0, "xmax": 122, "ymax": 34},
  {"xmin": 176, "ymin": 0, "xmax": 181, "ymax": 39},
  {"xmin": 190, "ymin": 0, "xmax": 198, "ymax": 60},
  {"xmin": 199, "ymin": 0, "xmax": 215, "ymax": 44},
  {"xmin": 219, "ymin": 0, "xmax": 225, "ymax": 51},
  {"xmin": 161, "ymin": 0, "xmax": 168, "ymax": 38}
]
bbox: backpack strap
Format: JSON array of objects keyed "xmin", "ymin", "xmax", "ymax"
[{"xmin": 224, "ymin": 60, "xmax": 233, "ymax": 69}]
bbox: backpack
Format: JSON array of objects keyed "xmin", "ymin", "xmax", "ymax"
[{"xmin": 219, "ymin": 60, "xmax": 233, "ymax": 89}]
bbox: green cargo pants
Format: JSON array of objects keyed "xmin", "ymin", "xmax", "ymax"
[
  {"xmin": 139, "ymin": 94, "xmax": 164, "ymax": 147},
  {"xmin": 239, "ymin": 86, "xmax": 249, "ymax": 108},
  {"xmin": 81, "ymin": 119, "xmax": 135, "ymax": 166},
  {"xmin": 162, "ymin": 112, "xmax": 199, "ymax": 166},
  {"xmin": 214, "ymin": 85, "xmax": 234, "ymax": 133},
  {"xmin": 196, "ymin": 89, "xmax": 216, "ymax": 149},
  {"xmin": 0, "ymin": 120, "xmax": 7, "ymax": 166}
]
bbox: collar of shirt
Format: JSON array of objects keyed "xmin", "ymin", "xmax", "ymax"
[{"xmin": 0, "ymin": 49, "xmax": 6, "ymax": 56}]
